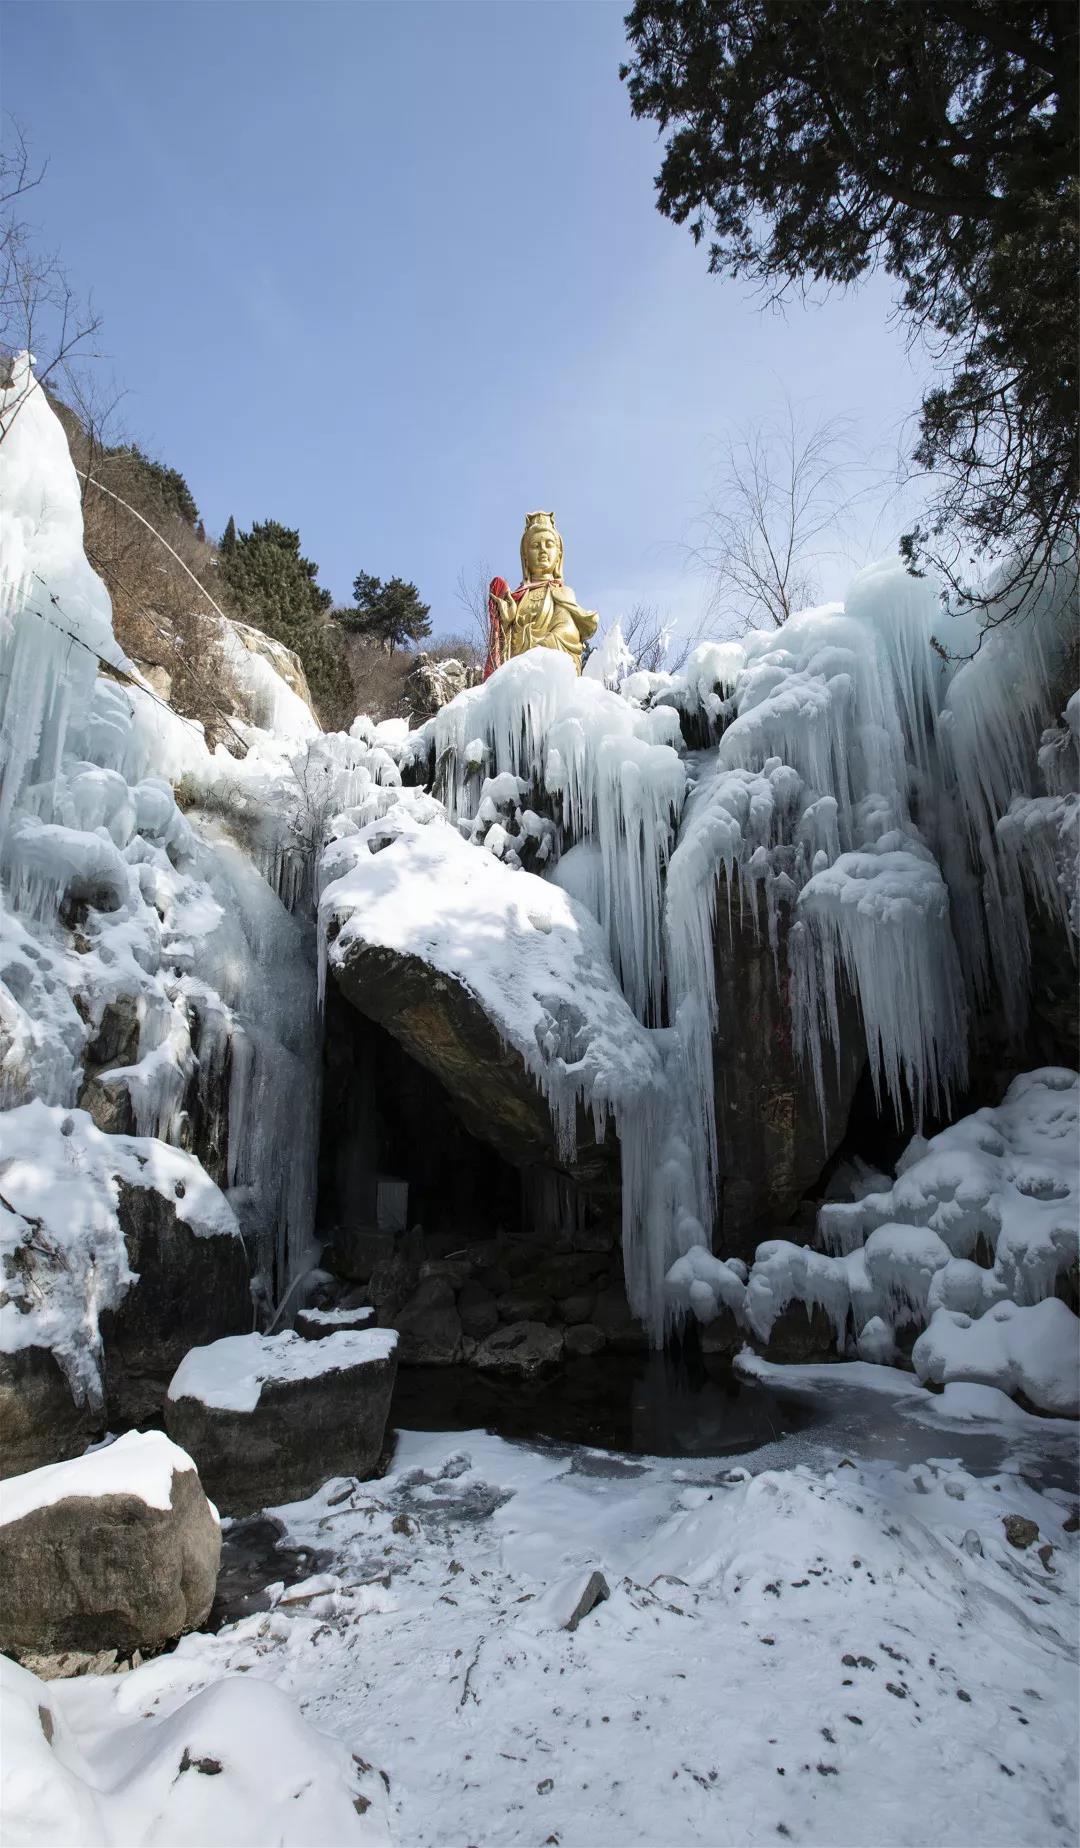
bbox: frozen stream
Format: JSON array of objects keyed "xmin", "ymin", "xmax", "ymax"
[{"xmin": 215, "ymin": 1356, "xmax": 1079, "ymax": 1633}]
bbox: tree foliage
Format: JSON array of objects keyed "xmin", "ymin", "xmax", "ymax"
[
  {"xmin": 338, "ymin": 571, "xmax": 432, "ymax": 651},
  {"xmin": 99, "ymin": 443, "xmax": 200, "ymax": 528},
  {"xmin": 217, "ymin": 518, "xmax": 345, "ymax": 723},
  {"xmin": 621, "ymin": 0, "xmax": 1078, "ymax": 619}
]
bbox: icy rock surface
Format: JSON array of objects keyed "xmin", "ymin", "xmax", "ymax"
[
  {"xmin": 731, "ymin": 1069, "xmax": 1080, "ymax": 1414},
  {"xmin": 417, "ymin": 647, "xmax": 686, "ymax": 1024},
  {"xmin": 0, "ymin": 1102, "xmax": 240, "ymax": 1409},
  {"xmin": 0, "ymin": 357, "xmax": 326, "ymax": 1363}
]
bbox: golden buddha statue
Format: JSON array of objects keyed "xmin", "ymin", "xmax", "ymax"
[{"xmin": 484, "ymin": 512, "xmax": 599, "ymax": 677}]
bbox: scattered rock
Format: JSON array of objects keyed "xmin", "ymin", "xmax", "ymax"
[
  {"xmin": 699, "ymin": 1306, "xmax": 741, "ymax": 1358},
  {"xmin": 497, "ymin": 1290, "xmax": 555, "ymax": 1325},
  {"xmin": 394, "ymin": 1277, "xmax": 463, "ymax": 1365},
  {"xmin": 1002, "ymin": 1515, "xmax": 1039, "ymax": 1550},
  {"xmin": 557, "ymin": 1292, "xmax": 596, "ymax": 1326},
  {"xmin": 564, "ymin": 1323, "xmax": 607, "ymax": 1359},
  {"xmin": 366, "ymin": 1228, "xmax": 423, "ymax": 1324},
  {"xmin": 294, "ymin": 1305, "xmax": 375, "ymax": 1340},
  {"xmin": 562, "ymin": 1570, "xmax": 610, "ymax": 1632},
  {"xmin": 591, "ymin": 1287, "xmax": 647, "ymax": 1353},
  {"xmin": 457, "ymin": 1281, "xmax": 499, "ymax": 1341},
  {"xmin": 472, "ymin": 1321, "xmax": 564, "ymax": 1378},
  {"xmin": 420, "ymin": 1257, "xmax": 475, "ymax": 1290},
  {"xmin": 0, "ymin": 1432, "xmax": 219, "ymax": 1661},
  {"xmin": 757, "ymin": 1300, "xmax": 838, "ymax": 1364},
  {"xmin": 321, "ymin": 1227, "xmax": 396, "ymax": 1285}
]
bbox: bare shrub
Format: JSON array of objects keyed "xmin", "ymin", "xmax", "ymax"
[
  {"xmin": 336, "ymin": 636, "xmax": 413, "ymax": 726},
  {"xmin": 696, "ymin": 399, "xmax": 884, "ymax": 630},
  {"xmin": 423, "ymin": 630, "xmax": 483, "ymax": 670}
]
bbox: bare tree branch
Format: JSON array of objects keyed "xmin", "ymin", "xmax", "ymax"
[{"xmin": 693, "ymin": 397, "xmax": 886, "ymax": 630}]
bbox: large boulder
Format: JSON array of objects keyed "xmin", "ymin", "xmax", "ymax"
[
  {"xmin": 101, "ymin": 1180, "xmax": 252, "ymax": 1427},
  {"xmin": 329, "ymin": 941, "xmax": 603, "ymax": 1177},
  {"xmin": 0, "ymin": 1346, "xmax": 99, "ymax": 1479},
  {"xmin": 0, "ymin": 1431, "xmax": 219, "ymax": 1661},
  {"xmin": 472, "ymin": 1320, "xmax": 564, "ymax": 1378},
  {"xmin": 165, "ymin": 1328, "xmax": 399, "ymax": 1515}
]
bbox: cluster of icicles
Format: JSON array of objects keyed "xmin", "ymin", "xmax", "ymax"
[
  {"xmin": 0, "ymin": 357, "xmax": 321, "ymax": 1303},
  {"xmin": 399, "ymin": 557, "xmax": 1077, "ymax": 1339}
]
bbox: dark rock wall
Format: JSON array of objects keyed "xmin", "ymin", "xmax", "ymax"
[{"xmin": 710, "ymin": 889, "xmax": 865, "ymax": 1261}]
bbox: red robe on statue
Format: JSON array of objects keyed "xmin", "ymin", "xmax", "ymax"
[{"xmin": 483, "ymin": 576, "xmax": 517, "ymax": 680}]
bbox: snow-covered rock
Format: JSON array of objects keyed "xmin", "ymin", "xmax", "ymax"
[
  {"xmin": 0, "ymin": 1431, "xmax": 219, "ymax": 1661},
  {"xmin": 165, "ymin": 1328, "xmax": 398, "ymax": 1514},
  {"xmin": 320, "ymin": 797, "xmax": 664, "ymax": 1186},
  {"xmin": 0, "ymin": 1102, "xmax": 248, "ymax": 1458},
  {"xmin": 732, "ymin": 1068, "xmax": 1080, "ymax": 1412},
  {"xmin": 912, "ymin": 1297, "xmax": 1080, "ymax": 1417}
]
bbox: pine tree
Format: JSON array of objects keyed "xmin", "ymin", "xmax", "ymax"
[
  {"xmin": 337, "ymin": 571, "xmax": 432, "ymax": 652},
  {"xmin": 217, "ymin": 518, "xmax": 343, "ymax": 723}
]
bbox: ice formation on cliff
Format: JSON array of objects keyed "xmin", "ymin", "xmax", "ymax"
[
  {"xmin": 2, "ymin": 352, "xmax": 1075, "ymax": 1377},
  {"xmin": 0, "ymin": 1101, "xmax": 241, "ymax": 1409},
  {"xmin": 321, "ymin": 541, "xmax": 1075, "ymax": 1348},
  {"xmin": 409, "ymin": 648, "xmax": 686, "ymax": 1024},
  {"xmin": 0, "ymin": 357, "xmax": 323, "ymax": 1374},
  {"xmin": 709, "ymin": 1068, "xmax": 1079, "ymax": 1414}
]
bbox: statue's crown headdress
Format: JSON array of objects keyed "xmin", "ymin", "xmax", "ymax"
[{"xmin": 519, "ymin": 510, "xmax": 564, "ymax": 581}]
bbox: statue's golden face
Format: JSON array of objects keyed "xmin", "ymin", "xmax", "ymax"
[{"xmin": 524, "ymin": 526, "xmax": 561, "ymax": 579}]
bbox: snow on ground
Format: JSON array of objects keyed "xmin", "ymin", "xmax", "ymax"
[
  {"xmin": 2, "ymin": 1652, "xmax": 392, "ymax": 1848},
  {"xmin": 13, "ymin": 1380, "xmax": 1077, "ymax": 1848}
]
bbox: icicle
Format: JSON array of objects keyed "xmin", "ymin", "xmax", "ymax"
[
  {"xmin": 427, "ymin": 650, "xmax": 686, "ymax": 1022},
  {"xmin": 791, "ymin": 839, "xmax": 968, "ymax": 1132}
]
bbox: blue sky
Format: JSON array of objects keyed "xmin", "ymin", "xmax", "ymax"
[{"xmin": 6, "ymin": 1, "xmax": 929, "ymax": 640}]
